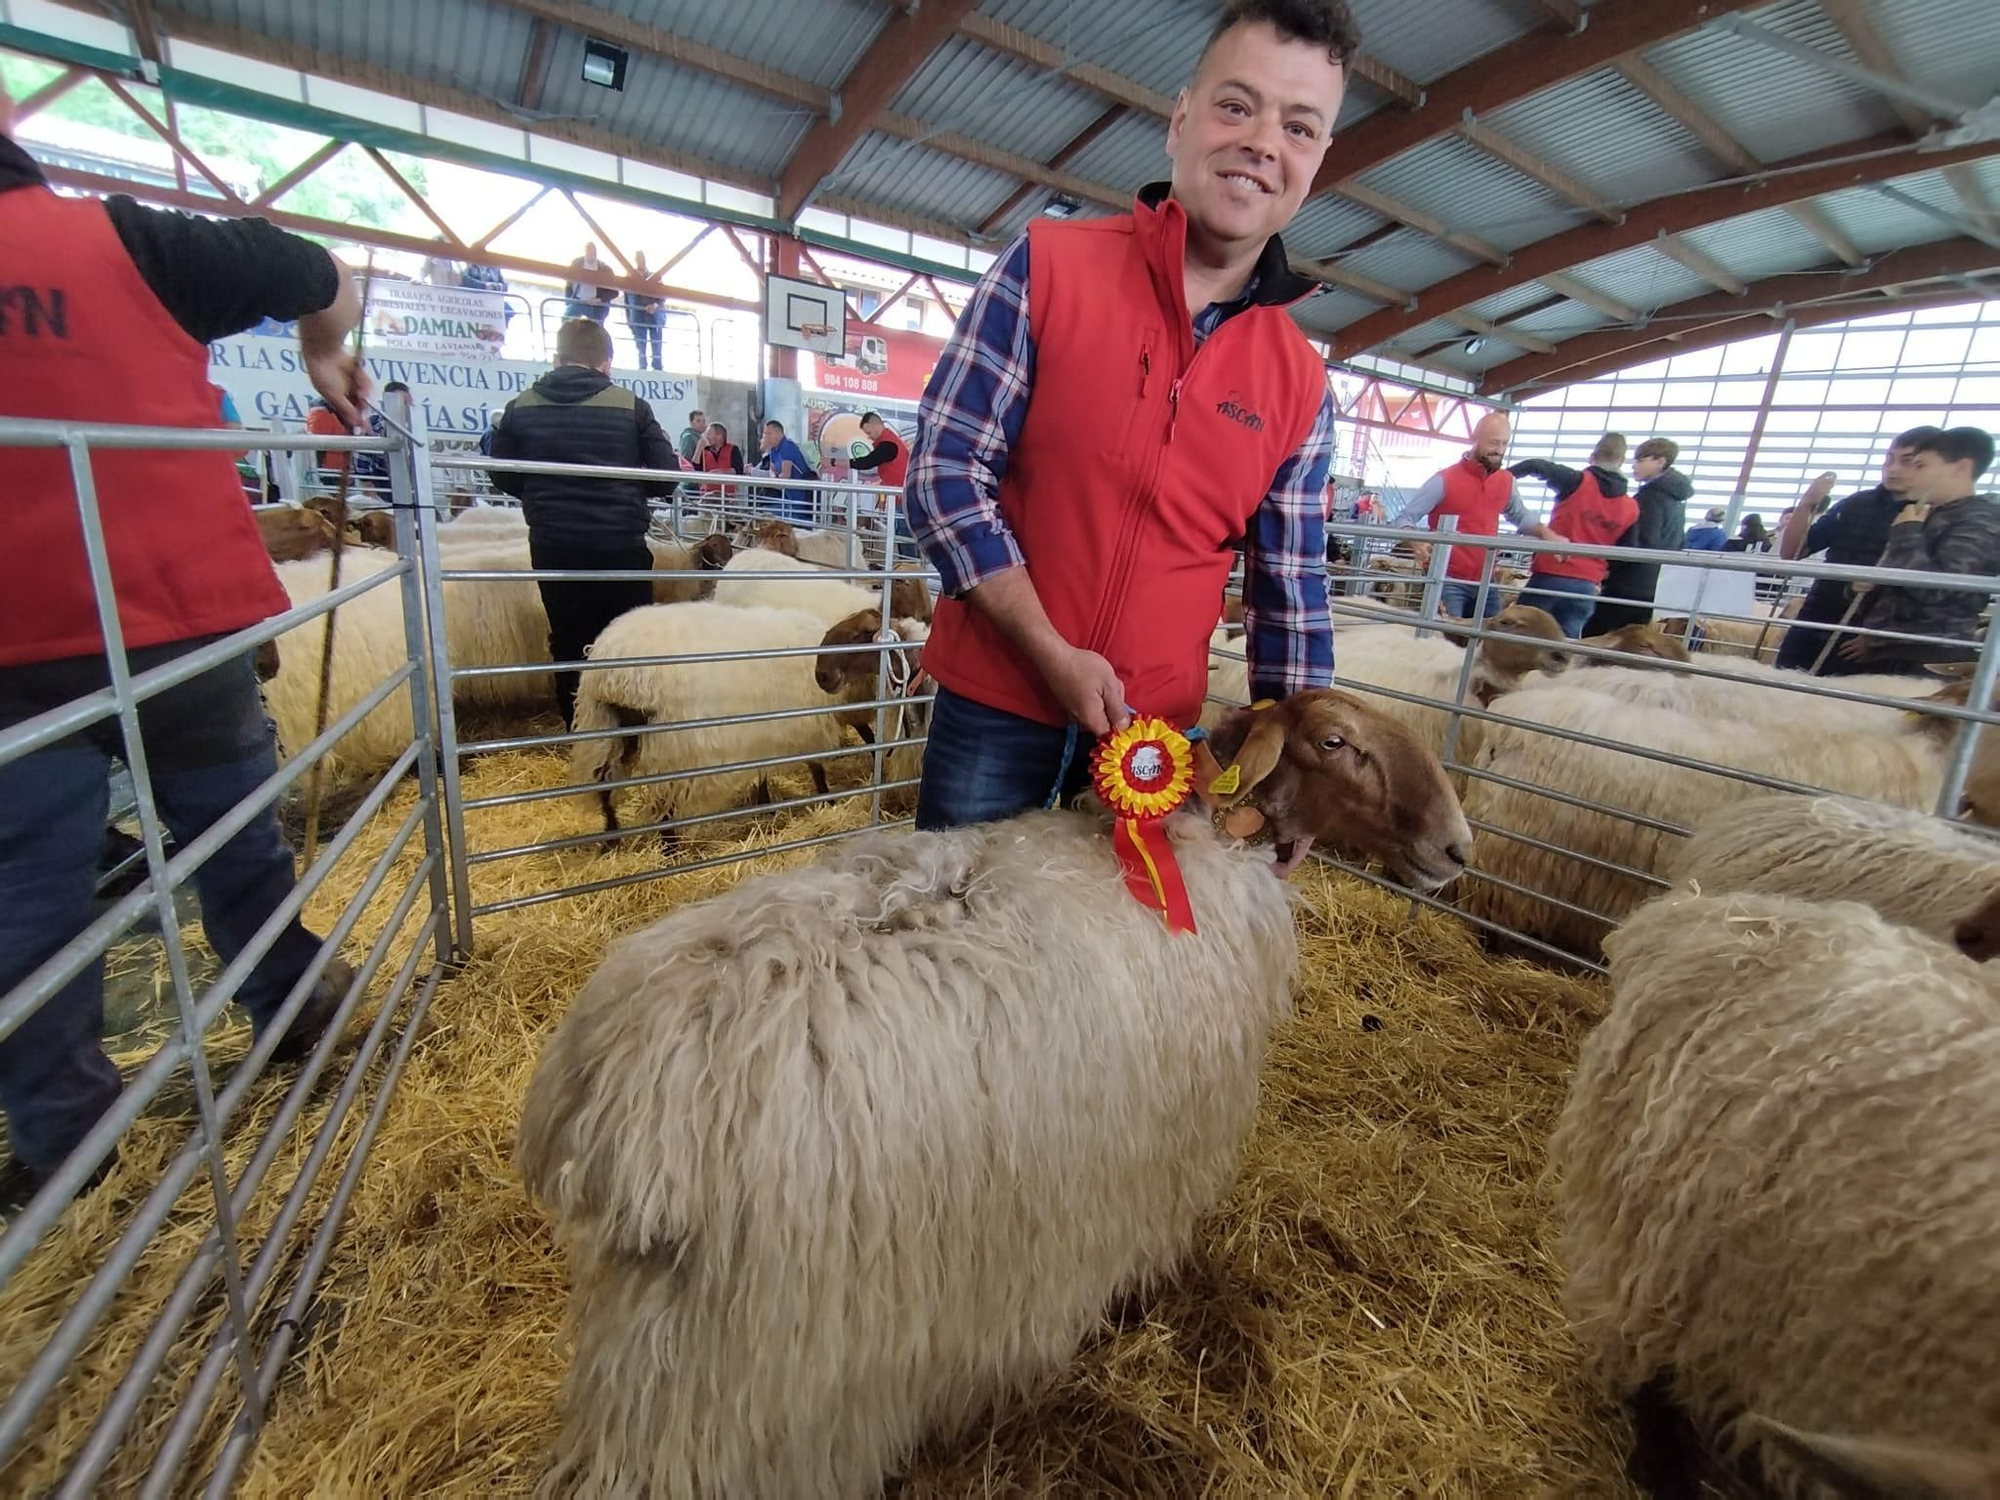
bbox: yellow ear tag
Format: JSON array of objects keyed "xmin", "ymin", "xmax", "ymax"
[
  {"xmin": 1208, "ymin": 763, "xmax": 1241, "ymax": 797},
  {"xmin": 1249, "ymin": 698, "xmax": 1277, "ymax": 711}
]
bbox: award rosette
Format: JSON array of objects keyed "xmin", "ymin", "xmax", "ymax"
[{"xmin": 1090, "ymin": 716, "xmax": 1199, "ymax": 934}]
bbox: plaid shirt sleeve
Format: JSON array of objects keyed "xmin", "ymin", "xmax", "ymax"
[
  {"xmin": 1243, "ymin": 387, "xmax": 1336, "ymax": 702},
  {"xmin": 905, "ymin": 233, "xmax": 1035, "ymax": 597}
]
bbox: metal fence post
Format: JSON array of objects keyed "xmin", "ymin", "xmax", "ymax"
[
  {"xmin": 386, "ymin": 393, "xmax": 456, "ymax": 965},
  {"xmin": 871, "ymin": 483, "xmax": 898, "ymax": 827},
  {"xmin": 61, "ymin": 436, "xmax": 267, "ymax": 1418},
  {"xmin": 1936, "ymin": 589, "xmax": 2000, "ymax": 819},
  {"xmin": 411, "ymin": 438, "xmax": 476, "ymax": 957},
  {"xmin": 1414, "ymin": 515, "xmax": 1456, "ymax": 639}
]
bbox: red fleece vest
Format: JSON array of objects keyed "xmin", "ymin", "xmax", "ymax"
[
  {"xmin": 921, "ymin": 197, "xmax": 1326, "ymax": 726},
  {"xmin": 0, "ymin": 188, "xmax": 289, "ymax": 668},
  {"xmin": 1536, "ymin": 470, "xmax": 1639, "ymax": 584},
  {"xmin": 1430, "ymin": 455, "xmax": 1515, "ymax": 582},
  {"xmin": 873, "ymin": 426, "xmax": 909, "ymax": 491}
]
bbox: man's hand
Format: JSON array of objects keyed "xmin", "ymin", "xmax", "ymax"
[
  {"xmin": 302, "ymin": 349, "xmax": 369, "ymax": 428},
  {"xmin": 1836, "ymin": 633, "xmax": 1870, "ymax": 661},
  {"xmin": 1897, "ymin": 501, "xmax": 1929, "ymax": 525},
  {"xmin": 1034, "ymin": 642, "xmax": 1129, "ymax": 737},
  {"xmin": 1410, "ymin": 541, "xmax": 1433, "ymax": 570},
  {"xmin": 1807, "ymin": 471, "xmax": 1838, "ymax": 503}
]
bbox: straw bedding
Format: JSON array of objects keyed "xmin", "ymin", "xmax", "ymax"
[{"xmin": 2, "ymin": 741, "xmax": 1634, "ymax": 1497}]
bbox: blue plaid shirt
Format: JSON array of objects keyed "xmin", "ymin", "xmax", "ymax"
[{"xmin": 907, "ymin": 232, "xmax": 1336, "ymax": 704}]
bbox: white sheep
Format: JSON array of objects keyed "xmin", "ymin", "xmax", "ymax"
[
  {"xmin": 265, "ymin": 541, "xmax": 551, "ymax": 785},
  {"xmin": 1506, "ymin": 653, "xmax": 1943, "ymax": 737},
  {"xmin": 1665, "ymin": 792, "xmax": 2000, "ymax": 951},
  {"xmin": 1457, "ymin": 684, "xmax": 1950, "ymax": 959},
  {"xmin": 517, "ymin": 689, "xmax": 1472, "ymax": 1498},
  {"xmin": 1550, "ymin": 889, "xmax": 2000, "ymax": 1500},
  {"xmin": 710, "ymin": 547, "xmax": 930, "ymax": 626},
  {"xmin": 570, "ymin": 602, "xmax": 905, "ymax": 837}
]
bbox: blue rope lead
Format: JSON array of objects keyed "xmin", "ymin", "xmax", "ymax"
[{"xmin": 1045, "ymin": 723, "xmax": 1079, "ymax": 810}]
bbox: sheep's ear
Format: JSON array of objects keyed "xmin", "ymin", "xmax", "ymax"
[
  {"xmin": 1745, "ymin": 1415, "xmax": 2000, "ymax": 1499},
  {"xmin": 1212, "ymin": 707, "xmax": 1286, "ymax": 807}
]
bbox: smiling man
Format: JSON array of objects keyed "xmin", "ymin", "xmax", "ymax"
[{"xmin": 907, "ymin": 0, "xmax": 1358, "ymax": 831}]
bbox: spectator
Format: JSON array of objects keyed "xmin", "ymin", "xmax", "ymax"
[
  {"xmin": 758, "ymin": 418, "xmax": 816, "ymax": 525},
  {"xmin": 1826, "ymin": 426, "xmax": 1999, "ymax": 675},
  {"xmin": 1684, "ymin": 507, "xmax": 1729, "ymax": 551},
  {"xmin": 678, "ymin": 408, "xmax": 707, "ymax": 467},
  {"xmin": 1509, "ymin": 433, "xmax": 1638, "ymax": 639},
  {"xmin": 852, "ymin": 409, "xmax": 908, "ymax": 507},
  {"xmin": 1388, "ymin": 412, "xmax": 1560, "ymax": 618},
  {"xmin": 1586, "ymin": 437, "xmax": 1692, "ymax": 635},
  {"xmin": 906, "ymin": 0, "xmax": 1356, "ymax": 830},
  {"xmin": 460, "ymin": 260, "xmax": 514, "ymax": 325},
  {"xmin": 487, "ymin": 318, "xmax": 680, "ymax": 725},
  {"xmin": 1774, "ymin": 432, "xmax": 1939, "ymax": 672},
  {"xmin": 419, "ymin": 235, "xmax": 457, "ymax": 287},
  {"xmin": 625, "ymin": 251, "xmax": 665, "ymax": 370},
  {"xmin": 698, "ymin": 421, "xmax": 746, "ymax": 500},
  {"xmin": 1723, "ymin": 513, "xmax": 1771, "ymax": 553},
  {"xmin": 564, "ymin": 242, "xmax": 614, "ymax": 324},
  {"xmin": 1, "ymin": 84, "xmax": 363, "ymax": 1196}
]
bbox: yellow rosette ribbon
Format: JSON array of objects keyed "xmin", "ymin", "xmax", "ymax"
[{"xmin": 1091, "ymin": 716, "xmax": 1199, "ymax": 935}]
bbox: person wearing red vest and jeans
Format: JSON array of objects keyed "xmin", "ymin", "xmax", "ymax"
[
  {"xmin": 854, "ymin": 410, "xmax": 914, "ymax": 560},
  {"xmin": 1389, "ymin": 412, "xmax": 1561, "ymax": 618},
  {"xmin": 907, "ymin": 0, "xmax": 1356, "ymax": 832},
  {"xmin": 0, "ymin": 93, "xmax": 365, "ymax": 1198},
  {"xmin": 1509, "ymin": 433, "xmax": 1639, "ymax": 639}
]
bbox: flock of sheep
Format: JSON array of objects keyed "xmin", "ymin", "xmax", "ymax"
[{"xmin": 247, "ymin": 497, "xmax": 2000, "ymax": 1495}]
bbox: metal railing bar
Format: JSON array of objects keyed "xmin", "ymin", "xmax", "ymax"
[
  {"xmin": 463, "ymin": 736, "xmax": 926, "ymax": 815},
  {"xmin": 200, "ymin": 955, "xmax": 445, "ymax": 1499},
  {"xmin": 0, "ymin": 565, "xmax": 406, "ymax": 768},
  {"xmin": 48, "ymin": 835, "xmax": 432, "ymax": 1497},
  {"xmin": 0, "ymin": 417, "xmax": 391, "ymax": 453},
  {"xmin": 472, "ymin": 777, "xmax": 923, "ymax": 864},
  {"xmin": 0, "ymin": 668, "xmax": 416, "ymax": 1049},
  {"xmin": 1449, "ymin": 760, "xmax": 1693, "ymax": 838},
  {"xmin": 1458, "ymin": 863, "xmax": 1624, "ymax": 927},
  {"xmin": 451, "ymin": 638, "xmax": 926, "ymax": 682},
  {"xmin": 471, "ymin": 820, "xmax": 911, "ymax": 917},
  {"xmin": 132, "ymin": 880, "xmax": 440, "ymax": 1500},
  {"xmin": 1465, "ymin": 816, "xmax": 1673, "ymax": 888},
  {"xmin": 459, "ymin": 692, "xmax": 930, "ymax": 756},
  {"xmin": 435, "ymin": 454, "xmax": 896, "ymax": 496}
]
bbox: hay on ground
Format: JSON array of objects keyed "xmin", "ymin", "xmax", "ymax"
[{"xmin": 1, "ymin": 741, "xmax": 1635, "ymax": 1496}]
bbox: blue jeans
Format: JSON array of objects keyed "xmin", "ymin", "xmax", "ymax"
[
  {"xmin": 629, "ymin": 309, "xmax": 662, "ymax": 369},
  {"xmin": 566, "ymin": 299, "xmax": 609, "ymax": 324},
  {"xmin": 1519, "ymin": 574, "xmax": 1600, "ymax": 639},
  {"xmin": 0, "ymin": 645, "xmax": 324, "ymax": 1172},
  {"xmin": 1440, "ymin": 581, "xmax": 1503, "ymax": 620},
  {"xmin": 914, "ymin": 686, "xmax": 1092, "ymax": 831}
]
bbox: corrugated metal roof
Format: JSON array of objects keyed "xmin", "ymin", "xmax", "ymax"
[
  {"xmin": 1334, "ymin": 232, "xmax": 1480, "ymax": 296},
  {"xmin": 827, "ymin": 132, "xmax": 1019, "ymax": 228},
  {"xmin": 589, "ymin": 0, "xmax": 886, "ymax": 89},
  {"xmin": 1355, "ymin": 133, "xmax": 1577, "ymax": 254},
  {"xmin": 1281, "ymin": 194, "xmax": 1390, "ymax": 261},
  {"xmin": 1641, "ymin": 0, "xmax": 1898, "ymax": 164},
  {"xmin": 1481, "ymin": 67, "xmax": 1718, "ymax": 205},
  {"xmin": 974, "ymin": 0, "xmax": 1203, "ymax": 100},
  {"xmin": 1674, "ymin": 205, "xmax": 1830, "ymax": 284},
  {"xmin": 1292, "ymin": 286, "xmax": 1383, "ymax": 336},
  {"xmin": 535, "ymin": 34, "xmax": 809, "ymax": 177},
  {"xmin": 891, "ymin": 36, "xmax": 1111, "ymax": 163},
  {"xmin": 1815, "ymin": 167, "xmax": 1973, "ymax": 258},
  {"xmin": 1556, "ymin": 242, "xmax": 1713, "ymax": 314},
  {"xmin": 1062, "ymin": 110, "xmax": 1168, "ymax": 198},
  {"xmin": 1463, "ymin": 283, "xmax": 1564, "ymax": 324},
  {"xmin": 1342, "ymin": 0, "xmax": 1541, "ymax": 87},
  {"xmin": 1847, "ymin": 0, "xmax": 1999, "ymax": 129},
  {"xmin": 184, "ymin": 0, "xmax": 535, "ymax": 103},
  {"xmin": 1381, "ymin": 316, "xmax": 1473, "ymax": 355},
  {"xmin": 1505, "ymin": 300, "xmax": 1614, "ymax": 342}
]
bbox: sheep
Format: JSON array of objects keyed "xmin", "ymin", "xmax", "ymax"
[
  {"xmin": 644, "ymin": 534, "xmax": 734, "ymax": 605},
  {"xmin": 1457, "ymin": 684, "xmax": 1952, "ymax": 959},
  {"xmin": 570, "ymin": 602, "xmax": 891, "ymax": 839},
  {"xmin": 1666, "ymin": 792, "xmax": 2000, "ymax": 952},
  {"xmin": 1577, "ymin": 622, "xmax": 1690, "ymax": 664},
  {"xmin": 711, "ymin": 548, "xmax": 929, "ymax": 626},
  {"xmin": 354, "ymin": 510, "xmax": 396, "ymax": 550},
  {"xmin": 253, "ymin": 505, "xmax": 337, "ymax": 562},
  {"xmin": 737, "ymin": 517, "xmax": 800, "ymax": 557},
  {"xmin": 813, "ymin": 608, "xmax": 932, "ymax": 795},
  {"xmin": 264, "ymin": 541, "xmax": 552, "ymax": 784},
  {"xmin": 1549, "ymin": 889, "xmax": 2000, "ymax": 1500},
  {"xmin": 792, "ymin": 528, "xmax": 854, "ymax": 569},
  {"xmin": 517, "ymin": 689, "xmax": 1472, "ymax": 1499},
  {"xmin": 1954, "ymin": 884, "xmax": 2000, "ymax": 961}
]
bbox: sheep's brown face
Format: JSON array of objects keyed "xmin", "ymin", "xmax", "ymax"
[
  {"xmin": 1953, "ymin": 886, "xmax": 2000, "ymax": 961},
  {"xmin": 751, "ymin": 521, "xmax": 799, "ymax": 557},
  {"xmin": 1204, "ymin": 690, "xmax": 1471, "ymax": 893},
  {"xmin": 1581, "ymin": 624, "xmax": 1691, "ymax": 664},
  {"xmin": 1474, "ymin": 604, "xmax": 1569, "ymax": 703}
]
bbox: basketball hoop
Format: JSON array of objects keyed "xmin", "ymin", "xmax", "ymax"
[{"xmin": 798, "ymin": 322, "xmax": 831, "ymax": 346}]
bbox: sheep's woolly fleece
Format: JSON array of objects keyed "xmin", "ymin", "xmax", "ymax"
[{"xmin": 1, "ymin": 745, "xmax": 1634, "ymax": 1497}]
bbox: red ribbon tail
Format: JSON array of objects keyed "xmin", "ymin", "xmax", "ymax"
[{"xmin": 1112, "ymin": 817, "xmax": 1198, "ymax": 936}]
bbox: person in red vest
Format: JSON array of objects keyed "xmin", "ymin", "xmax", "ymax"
[
  {"xmin": 854, "ymin": 409, "xmax": 914, "ymax": 557},
  {"xmin": 697, "ymin": 420, "xmax": 746, "ymax": 501},
  {"xmin": 0, "ymin": 85, "xmax": 365, "ymax": 1197},
  {"xmin": 1390, "ymin": 412, "xmax": 1562, "ymax": 619},
  {"xmin": 1509, "ymin": 433, "xmax": 1639, "ymax": 638},
  {"xmin": 906, "ymin": 0, "xmax": 1358, "ymax": 831}
]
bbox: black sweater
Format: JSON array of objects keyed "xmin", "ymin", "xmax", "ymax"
[
  {"xmin": 489, "ymin": 365, "xmax": 679, "ymax": 546},
  {"xmin": 1601, "ymin": 468, "xmax": 1694, "ymax": 605}
]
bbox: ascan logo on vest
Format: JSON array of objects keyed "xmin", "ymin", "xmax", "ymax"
[
  {"xmin": 1215, "ymin": 392, "xmax": 1264, "ymax": 432},
  {"xmin": 0, "ymin": 286, "xmax": 67, "ymax": 339}
]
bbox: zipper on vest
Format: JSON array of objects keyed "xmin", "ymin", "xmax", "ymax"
[
  {"xmin": 1168, "ymin": 378, "xmax": 1182, "ymax": 443},
  {"xmin": 1139, "ymin": 348, "xmax": 1151, "ymax": 394}
]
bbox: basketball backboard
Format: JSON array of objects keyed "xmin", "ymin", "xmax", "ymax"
[{"xmin": 765, "ymin": 274, "xmax": 848, "ymax": 357}]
